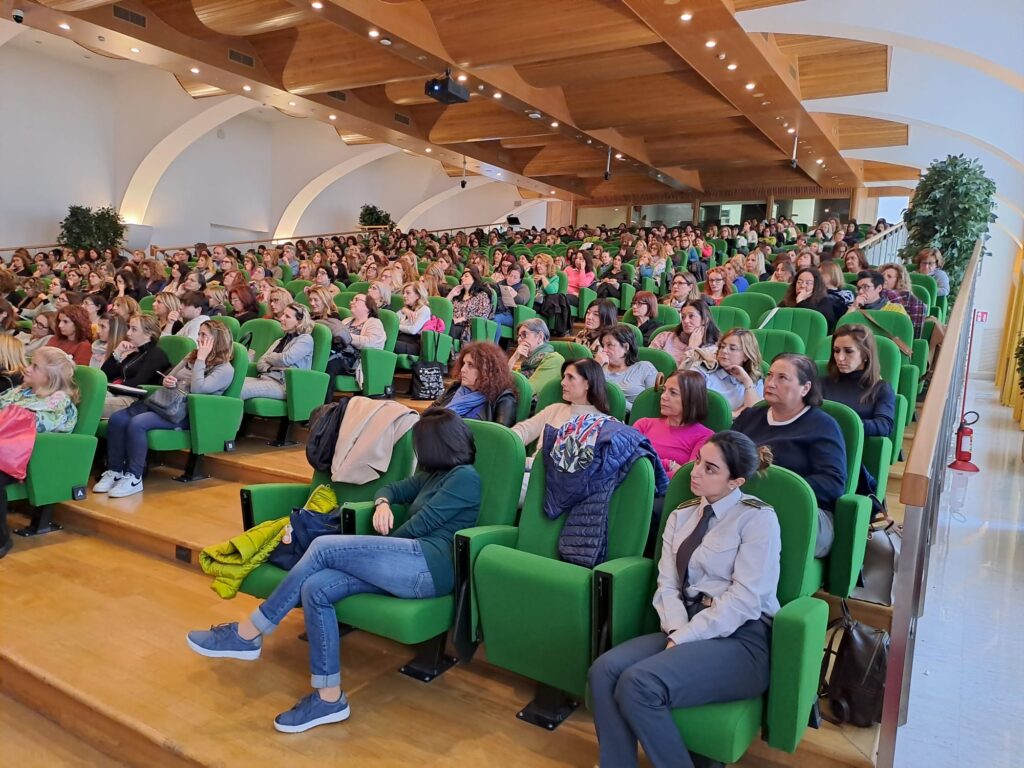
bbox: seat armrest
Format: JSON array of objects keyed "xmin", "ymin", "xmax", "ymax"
[
  {"xmin": 240, "ymin": 483, "xmax": 310, "ymax": 529},
  {"xmin": 358, "ymin": 348, "xmax": 397, "ymax": 396},
  {"xmin": 827, "ymin": 493, "xmax": 872, "ymax": 597},
  {"xmin": 453, "ymin": 525, "xmax": 519, "ymax": 645},
  {"xmin": 188, "ymin": 394, "xmax": 244, "ymax": 455},
  {"xmin": 765, "ymin": 596, "xmax": 829, "ymax": 752},
  {"xmin": 24, "ymin": 433, "xmax": 98, "ymax": 507},
  {"xmin": 592, "ymin": 556, "xmax": 656, "ymax": 656},
  {"xmin": 284, "ymin": 368, "xmax": 331, "ymax": 422},
  {"xmin": 340, "ymin": 500, "xmax": 409, "ymax": 535}
]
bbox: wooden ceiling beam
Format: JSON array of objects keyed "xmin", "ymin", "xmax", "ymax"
[
  {"xmin": 811, "ymin": 113, "xmax": 909, "ymax": 150},
  {"xmin": 428, "ymin": 101, "xmax": 555, "ymax": 144}
]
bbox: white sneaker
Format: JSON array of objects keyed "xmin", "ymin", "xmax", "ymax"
[
  {"xmin": 108, "ymin": 474, "xmax": 144, "ymax": 498},
  {"xmin": 93, "ymin": 470, "xmax": 124, "ymax": 493}
]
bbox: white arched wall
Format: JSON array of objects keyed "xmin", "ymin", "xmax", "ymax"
[
  {"xmin": 119, "ymin": 96, "xmax": 257, "ymax": 225},
  {"xmin": 491, "ymin": 199, "xmax": 549, "ymax": 228},
  {"xmin": 273, "ymin": 145, "xmax": 401, "ymax": 239},
  {"xmin": 396, "ymin": 178, "xmax": 496, "ymax": 230}
]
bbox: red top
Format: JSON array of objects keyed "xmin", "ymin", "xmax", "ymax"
[{"xmin": 46, "ymin": 337, "xmax": 92, "ymax": 366}]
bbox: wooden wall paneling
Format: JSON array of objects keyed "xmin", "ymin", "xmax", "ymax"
[
  {"xmin": 35, "ymin": 0, "xmax": 118, "ymax": 12},
  {"xmin": 819, "ymin": 114, "xmax": 910, "ymax": 150},
  {"xmin": 862, "ymin": 160, "xmax": 921, "ymax": 182},
  {"xmin": 867, "ymin": 186, "xmax": 916, "ymax": 198},
  {"xmin": 384, "ymin": 80, "xmax": 440, "ymax": 106},
  {"xmin": 191, "ymin": 0, "xmax": 314, "ymax": 37},
  {"xmin": 774, "ymin": 34, "xmax": 890, "ymax": 99}
]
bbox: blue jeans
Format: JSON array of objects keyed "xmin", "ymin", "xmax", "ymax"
[
  {"xmin": 492, "ymin": 311, "xmax": 514, "ymax": 342},
  {"xmin": 106, "ymin": 400, "xmax": 184, "ymax": 478},
  {"xmin": 251, "ymin": 535, "xmax": 436, "ymax": 688}
]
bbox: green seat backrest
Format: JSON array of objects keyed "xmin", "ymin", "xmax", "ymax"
[
  {"xmin": 820, "ymin": 400, "xmax": 864, "ymax": 495},
  {"xmin": 334, "ymin": 291, "xmax": 356, "ymax": 310},
  {"xmin": 378, "ymin": 309, "xmax": 399, "ymax": 352},
  {"xmin": 224, "ymin": 342, "xmax": 249, "ymax": 399},
  {"xmin": 656, "ymin": 305, "xmax": 681, "ymax": 327},
  {"xmin": 310, "ymin": 323, "xmax": 332, "ymax": 372},
  {"xmin": 428, "ymin": 296, "xmax": 453, "ymax": 330},
  {"xmin": 637, "ymin": 347, "xmax": 676, "ymax": 377},
  {"xmin": 837, "ymin": 310, "xmax": 913, "ymax": 352},
  {"xmin": 157, "ymin": 335, "xmax": 197, "ymax": 366},
  {"xmin": 310, "ymin": 430, "xmax": 414, "ymax": 502},
  {"xmin": 239, "ymin": 318, "xmax": 284, "ymax": 359},
  {"xmin": 709, "ymin": 305, "xmax": 751, "ymax": 333},
  {"xmin": 522, "ymin": 275, "xmax": 537, "ymax": 305},
  {"xmin": 622, "ymin": 323, "xmax": 643, "ymax": 349},
  {"xmin": 746, "ymin": 281, "xmax": 788, "ymax": 304},
  {"xmin": 517, "ymin": 456, "xmax": 654, "ymax": 561},
  {"xmin": 911, "ymin": 284, "xmax": 932, "ymax": 309},
  {"xmin": 660, "ymin": 463, "xmax": 817, "ymax": 605},
  {"xmin": 139, "ymin": 295, "xmax": 155, "ymax": 312},
  {"xmin": 73, "ymin": 365, "xmax": 107, "ymax": 436},
  {"xmin": 760, "ymin": 307, "xmax": 827, "ymax": 355},
  {"xmin": 467, "ymin": 420, "xmax": 526, "ymax": 526},
  {"xmin": 218, "ymin": 315, "xmax": 241, "ymax": 340},
  {"xmin": 285, "ymin": 279, "xmax": 312, "ymax": 297},
  {"xmin": 720, "ymin": 292, "xmax": 776, "ymax": 325},
  {"xmin": 549, "ymin": 340, "xmax": 592, "ymax": 362},
  {"xmin": 843, "ymin": 272, "xmax": 859, "ymax": 284},
  {"xmin": 752, "ymin": 328, "xmax": 805, "ymax": 362},
  {"xmin": 556, "ymin": 271, "xmax": 569, "ymax": 295},
  {"xmin": 510, "ymin": 370, "xmax": 533, "ymax": 424},
  {"xmin": 347, "ymin": 281, "xmax": 370, "ymax": 294},
  {"xmin": 627, "ymin": 387, "xmax": 732, "ymax": 432},
  {"xmin": 909, "ymin": 273, "xmax": 937, "ymax": 306},
  {"xmin": 621, "ymin": 263, "xmax": 636, "ymax": 284},
  {"xmin": 534, "ymin": 378, "xmax": 627, "ymax": 422}
]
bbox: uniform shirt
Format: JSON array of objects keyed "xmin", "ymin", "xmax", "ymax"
[{"xmin": 653, "ymin": 489, "xmax": 781, "ymax": 645}]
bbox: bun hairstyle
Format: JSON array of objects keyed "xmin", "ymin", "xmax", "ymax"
[{"xmin": 706, "ymin": 430, "xmax": 773, "ymax": 481}]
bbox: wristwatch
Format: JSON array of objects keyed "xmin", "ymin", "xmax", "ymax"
[{"xmin": 374, "ymin": 497, "xmax": 389, "ymax": 508}]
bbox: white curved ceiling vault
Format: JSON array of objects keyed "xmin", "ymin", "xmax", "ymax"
[
  {"xmin": 396, "ymin": 178, "xmax": 495, "ymax": 231},
  {"xmin": 119, "ymin": 95, "xmax": 257, "ymax": 225},
  {"xmin": 491, "ymin": 199, "xmax": 548, "ymax": 227}
]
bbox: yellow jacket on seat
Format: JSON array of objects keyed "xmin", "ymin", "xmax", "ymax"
[{"xmin": 200, "ymin": 517, "xmax": 290, "ymax": 599}]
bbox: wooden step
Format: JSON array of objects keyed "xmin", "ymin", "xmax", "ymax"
[{"xmin": 0, "ymin": 692, "xmax": 126, "ymax": 768}]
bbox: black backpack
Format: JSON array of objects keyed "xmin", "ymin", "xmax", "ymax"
[
  {"xmin": 305, "ymin": 400, "xmax": 348, "ymax": 472},
  {"xmin": 818, "ymin": 600, "xmax": 890, "ymax": 727}
]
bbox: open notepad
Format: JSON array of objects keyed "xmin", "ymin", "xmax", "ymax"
[{"xmin": 107, "ymin": 384, "xmax": 148, "ymax": 398}]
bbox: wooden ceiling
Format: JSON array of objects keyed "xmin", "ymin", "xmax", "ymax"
[{"xmin": 25, "ymin": 0, "xmax": 907, "ymax": 203}]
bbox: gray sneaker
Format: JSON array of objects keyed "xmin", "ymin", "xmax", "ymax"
[
  {"xmin": 186, "ymin": 622, "xmax": 262, "ymax": 661},
  {"xmin": 274, "ymin": 691, "xmax": 351, "ymax": 734}
]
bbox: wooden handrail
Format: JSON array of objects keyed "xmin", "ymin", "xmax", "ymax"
[{"xmin": 899, "ymin": 240, "xmax": 983, "ymax": 507}]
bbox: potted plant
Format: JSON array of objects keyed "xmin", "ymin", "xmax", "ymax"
[
  {"xmin": 358, "ymin": 204, "xmax": 393, "ymax": 229},
  {"xmin": 57, "ymin": 204, "xmax": 126, "ymax": 252},
  {"xmin": 900, "ymin": 154, "xmax": 996, "ymax": 301}
]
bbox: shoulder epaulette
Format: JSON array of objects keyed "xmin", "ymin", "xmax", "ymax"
[
  {"xmin": 741, "ymin": 498, "xmax": 772, "ymax": 509},
  {"xmin": 673, "ymin": 499, "xmax": 701, "ymax": 512}
]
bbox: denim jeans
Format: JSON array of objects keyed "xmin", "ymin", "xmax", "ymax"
[
  {"xmin": 106, "ymin": 400, "xmax": 184, "ymax": 478},
  {"xmin": 251, "ymin": 535, "xmax": 436, "ymax": 688}
]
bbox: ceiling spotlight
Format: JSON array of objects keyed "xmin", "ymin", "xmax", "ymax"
[
  {"xmin": 477, "ymin": 84, "xmax": 485, "ymax": 92},
  {"xmin": 787, "ymin": 127, "xmax": 796, "ymax": 134},
  {"xmin": 457, "ymin": 74, "xmax": 467, "ymax": 82},
  {"xmin": 493, "ymin": 92, "xmax": 502, "ymax": 99},
  {"xmin": 549, "ymin": 190, "xmax": 556, "ymax": 194},
  {"xmin": 705, "ymin": 40, "xmax": 717, "ymax": 48},
  {"xmin": 586, "ymin": 139, "xmax": 593, "ymax": 144},
  {"xmin": 816, "ymin": 158, "xmax": 824, "ymax": 165},
  {"xmin": 379, "ymin": 37, "xmax": 392, "ymax": 46},
  {"xmin": 368, "ymin": 29, "xmax": 380, "ymax": 38},
  {"xmin": 425, "ymin": 148, "xmax": 432, "ymax": 153},
  {"xmin": 311, "ymin": 1, "xmax": 323, "ymax": 7},
  {"xmin": 242, "ymin": 85, "xmax": 252, "ymax": 92},
  {"xmin": 760, "ymin": 100, "xmax": 770, "ymax": 105},
  {"xmin": 130, "ymin": 47, "xmax": 140, "ymax": 54},
  {"xmin": 614, "ymin": 153, "xmax": 623, "ymax": 159},
  {"xmin": 680, "ymin": 12, "xmax": 693, "ymax": 22},
  {"xmin": 717, "ymin": 53, "xmax": 726, "ymax": 61},
  {"xmin": 550, "ymin": 121, "xmax": 559, "ymax": 128},
  {"xmin": 526, "ymin": 110, "xmax": 542, "ymax": 119},
  {"xmin": 329, "ymin": 114, "xmax": 337, "ymax": 120},
  {"xmin": 58, "ymin": 22, "xmax": 71, "ymax": 31},
  {"xmin": 288, "ymin": 101, "xmax": 296, "ymax": 106},
  {"xmin": 745, "ymin": 82, "xmax": 756, "ymax": 90},
  {"xmin": 496, "ymin": 172, "xmax": 502, "ymax": 177},
  {"xmin": 189, "ymin": 67, "xmax": 200, "ymax": 74},
  {"xmin": 726, "ymin": 63, "xmax": 737, "ymax": 71}
]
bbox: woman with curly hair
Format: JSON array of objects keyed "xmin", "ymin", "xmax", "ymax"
[
  {"xmin": 47, "ymin": 304, "xmax": 93, "ymax": 365},
  {"xmin": 702, "ymin": 266, "xmax": 732, "ymax": 306},
  {"xmin": 434, "ymin": 341, "xmax": 518, "ymax": 426}
]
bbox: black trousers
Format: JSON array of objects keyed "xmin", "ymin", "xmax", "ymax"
[{"xmin": 393, "ymin": 332, "xmax": 422, "ymax": 356}]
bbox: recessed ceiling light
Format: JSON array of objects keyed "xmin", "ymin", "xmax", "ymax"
[
  {"xmin": 190, "ymin": 67, "xmax": 200, "ymax": 74},
  {"xmin": 368, "ymin": 29, "xmax": 380, "ymax": 38},
  {"xmin": 717, "ymin": 53, "xmax": 727, "ymax": 61},
  {"xmin": 457, "ymin": 74, "xmax": 467, "ymax": 82},
  {"xmin": 787, "ymin": 127, "xmax": 796, "ymax": 134},
  {"xmin": 745, "ymin": 82, "xmax": 756, "ymax": 90},
  {"xmin": 329, "ymin": 114, "xmax": 337, "ymax": 120},
  {"xmin": 130, "ymin": 47, "xmax": 140, "ymax": 54},
  {"xmin": 680, "ymin": 12, "xmax": 693, "ymax": 22},
  {"xmin": 311, "ymin": 1, "xmax": 323, "ymax": 7},
  {"xmin": 586, "ymin": 139, "xmax": 592, "ymax": 144},
  {"xmin": 425, "ymin": 148, "xmax": 432, "ymax": 153},
  {"xmin": 816, "ymin": 158, "xmax": 824, "ymax": 165},
  {"xmin": 288, "ymin": 101, "xmax": 296, "ymax": 106},
  {"xmin": 58, "ymin": 22, "xmax": 71, "ymax": 31},
  {"xmin": 493, "ymin": 92, "xmax": 502, "ymax": 99},
  {"xmin": 496, "ymin": 172, "xmax": 502, "ymax": 176},
  {"xmin": 477, "ymin": 84, "xmax": 485, "ymax": 92},
  {"xmin": 242, "ymin": 85, "xmax": 252, "ymax": 92},
  {"xmin": 705, "ymin": 40, "xmax": 717, "ymax": 48},
  {"xmin": 760, "ymin": 100, "xmax": 770, "ymax": 105},
  {"xmin": 550, "ymin": 190, "xmax": 556, "ymax": 194},
  {"xmin": 526, "ymin": 110, "xmax": 542, "ymax": 119},
  {"xmin": 615, "ymin": 153, "xmax": 623, "ymax": 159},
  {"xmin": 550, "ymin": 121, "xmax": 559, "ymax": 128},
  {"xmin": 726, "ymin": 63, "xmax": 737, "ymax": 71},
  {"xmin": 379, "ymin": 37, "xmax": 392, "ymax": 46}
]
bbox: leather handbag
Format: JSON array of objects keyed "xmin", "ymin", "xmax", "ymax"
[
  {"xmin": 143, "ymin": 384, "xmax": 189, "ymax": 424},
  {"xmin": 818, "ymin": 600, "xmax": 890, "ymax": 727},
  {"xmin": 0, "ymin": 405, "xmax": 38, "ymax": 480},
  {"xmin": 851, "ymin": 520, "xmax": 901, "ymax": 606}
]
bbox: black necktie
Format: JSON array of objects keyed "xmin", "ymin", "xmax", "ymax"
[{"xmin": 676, "ymin": 504, "xmax": 715, "ymax": 598}]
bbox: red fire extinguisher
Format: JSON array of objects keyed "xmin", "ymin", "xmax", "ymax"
[{"xmin": 949, "ymin": 411, "xmax": 980, "ymax": 472}]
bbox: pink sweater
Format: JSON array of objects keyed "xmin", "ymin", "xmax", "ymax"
[
  {"xmin": 633, "ymin": 418, "xmax": 714, "ymax": 477},
  {"xmin": 564, "ymin": 267, "xmax": 595, "ymax": 296}
]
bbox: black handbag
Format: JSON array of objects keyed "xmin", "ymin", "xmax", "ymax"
[
  {"xmin": 818, "ymin": 600, "xmax": 890, "ymax": 727},
  {"xmin": 411, "ymin": 361, "xmax": 445, "ymax": 400},
  {"xmin": 143, "ymin": 383, "xmax": 188, "ymax": 424}
]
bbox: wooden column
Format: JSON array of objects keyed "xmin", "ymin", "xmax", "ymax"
[
  {"xmin": 850, "ymin": 186, "xmax": 869, "ymax": 222},
  {"xmin": 766, "ymin": 194, "xmax": 775, "ymax": 220}
]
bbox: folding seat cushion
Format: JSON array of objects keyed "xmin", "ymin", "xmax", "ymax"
[{"xmin": 548, "ymin": 340, "xmax": 593, "ymax": 362}]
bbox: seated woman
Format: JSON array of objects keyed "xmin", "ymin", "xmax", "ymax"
[
  {"xmin": 141, "ymin": 259, "xmax": 166, "ymax": 296},
  {"xmin": 662, "ymin": 272, "xmax": 700, "ymax": 312},
  {"xmin": 435, "ymin": 341, "xmax": 517, "ymax": 426},
  {"xmin": 564, "ymin": 251, "xmax": 596, "ymax": 307},
  {"xmin": 630, "ymin": 291, "xmax": 661, "ymax": 345},
  {"xmin": 322, "ymin": 293, "xmax": 386, "ymax": 398},
  {"xmin": 915, "ymin": 247, "xmax": 950, "ymax": 297},
  {"xmin": 822, "ymin": 324, "xmax": 896, "ymax": 442},
  {"xmin": 89, "ymin": 313, "xmax": 127, "ymax": 369},
  {"xmin": 492, "ymin": 264, "xmax": 530, "ymax": 333},
  {"xmin": 312, "ymin": 266, "xmax": 340, "ymax": 298},
  {"xmin": 819, "ymin": 261, "xmax": 854, "ymax": 318},
  {"xmin": 843, "ymin": 248, "xmax": 870, "ymax": 274},
  {"xmin": 229, "ymin": 284, "xmax": 261, "ymax": 326},
  {"xmin": 307, "ymin": 286, "xmax": 345, "ymax": 339},
  {"xmin": 596, "ymin": 324, "xmax": 658, "ymax": 412},
  {"xmin": 0, "ymin": 334, "xmax": 27, "ymax": 393},
  {"xmin": 794, "ymin": 249, "xmax": 820, "ymax": 270},
  {"xmin": 595, "ymin": 255, "xmax": 629, "ymax": 300},
  {"xmin": 574, "ymin": 299, "xmax": 618, "ymax": 354},
  {"xmin": 447, "ymin": 267, "xmax": 495, "ymax": 344},
  {"xmin": 632, "ymin": 370, "xmax": 713, "ymax": 479},
  {"xmin": 650, "ymin": 299, "xmax": 720, "ymax": 370},
  {"xmin": 101, "ymin": 314, "xmax": 171, "ymax": 417},
  {"xmin": 241, "ymin": 303, "xmax": 315, "ymax": 401},
  {"xmin": 769, "ymin": 260, "xmax": 795, "ymax": 284},
  {"xmin": 393, "ymin": 281, "xmax": 431, "ymax": 356},
  {"xmin": 46, "ymin": 305, "xmax": 93, "ymax": 365},
  {"xmin": 531, "ymin": 254, "xmax": 562, "ymax": 310},
  {"xmin": 782, "ymin": 267, "xmax": 839, "ymax": 332},
  {"xmin": 879, "ymin": 262, "xmax": 928, "ymax": 337},
  {"xmin": 0, "ymin": 346, "xmax": 80, "ymax": 558},
  {"xmin": 111, "ymin": 295, "xmax": 140, "ymax": 323},
  {"xmin": 186, "ymin": 408, "xmax": 481, "ymax": 733},
  {"xmin": 732, "ymin": 353, "xmax": 847, "ymax": 557},
  {"xmin": 701, "ymin": 267, "xmax": 731, "ymax": 306},
  {"xmin": 726, "ymin": 256, "xmax": 750, "ymax": 292},
  {"xmin": 262, "ymin": 286, "xmax": 293, "ymax": 321},
  {"xmin": 696, "ymin": 328, "xmax": 764, "ymax": 417},
  {"xmin": 508, "ymin": 317, "xmax": 565, "ymax": 398},
  {"xmin": 745, "ymin": 250, "xmax": 768, "ymax": 282},
  {"xmin": 154, "ymin": 291, "xmax": 184, "ymax": 336},
  {"xmin": 589, "ymin": 431, "xmax": 777, "ymax": 768},
  {"xmin": 205, "ymin": 286, "xmax": 229, "ymax": 317},
  {"xmin": 94, "ymin": 321, "xmax": 236, "ymax": 499}
]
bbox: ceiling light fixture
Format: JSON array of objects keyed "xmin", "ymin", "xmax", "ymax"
[
  {"xmin": 816, "ymin": 158, "xmax": 824, "ymax": 165},
  {"xmin": 425, "ymin": 148, "xmax": 432, "ymax": 153},
  {"xmin": 288, "ymin": 101, "xmax": 296, "ymax": 106},
  {"xmin": 329, "ymin": 114, "xmax": 337, "ymax": 120},
  {"xmin": 550, "ymin": 121, "xmax": 559, "ymax": 128},
  {"xmin": 493, "ymin": 92, "xmax": 502, "ymax": 99},
  {"xmin": 717, "ymin": 53, "xmax": 726, "ymax": 61},
  {"xmin": 496, "ymin": 172, "xmax": 502, "ymax": 177},
  {"xmin": 58, "ymin": 22, "xmax": 71, "ymax": 31},
  {"xmin": 787, "ymin": 127, "xmax": 796, "ymax": 134},
  {"xmin": 550, "ymin": 190, "xmax": 556, "ymax": 194},
  {"xmin": 242, "ymin": 85, "xmax": 252, "ymax": 92},
  {"xmin": 680, "ymin": 12, "xmax": 693, "ymax": 22},
  {"xmin": 727, "ymin": 63, "xmax": 737, "ymax": 71},
  {"xmin": 189, "ymin": 67, "xmax": 200, "ymax": 74},
  {"xmin": 745, "ymin": 82, "xmax": 756, "ymax": 90},
  {"xmin": 614, "ymin": 153, "xmax": 624, "ymax": 159},
  {"xmin": 368, "ymin": 29, "xmax": 380, "ymax": 38},
  {"xmin": 457, "ymin": 74, "xmax": 467, "ymax": 82},
  {"xmin": 379, "ymin": 37, "xmax": 392, "ymax": 46},
  {"xmin": 130, "ymin": 47, "xmax": 140, "ymax": 54},
  {"xmin": 705, "ymin": 40, "xmax": 717, "ymax": 48},
  {"xmin": 311, "ymin": 1, "xmax": 323, "ymax": 7}
]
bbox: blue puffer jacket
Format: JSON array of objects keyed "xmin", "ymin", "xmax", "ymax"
[{"xmin": 542, "ymin": 417, "xmax": 668, "ymax": 568}]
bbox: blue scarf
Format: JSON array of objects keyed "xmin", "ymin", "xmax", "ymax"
[{"xmin": 446, "ymin": 385, "xmax": 488, "ymax": 419}]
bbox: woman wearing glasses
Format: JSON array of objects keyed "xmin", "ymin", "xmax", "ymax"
[{"xmin": 696, "ymin": 328, "xmax": 765, "ymax": 417}]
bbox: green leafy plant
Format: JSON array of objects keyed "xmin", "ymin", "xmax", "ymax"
[
  {"xmin": 358, "ymin": 204, "xmax": 393, "ymax": 228},
  {"xmin": 57, "ymin": 205, "xmax": 126, "ymax": 252},
  {"xmin": 900, "ymin": 154, "xmax": 996, "ymax": 301}
]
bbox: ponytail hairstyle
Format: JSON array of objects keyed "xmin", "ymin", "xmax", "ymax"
[{"xmin": 705, "ymin": 430, "xmax": 773, "ymax": 481}]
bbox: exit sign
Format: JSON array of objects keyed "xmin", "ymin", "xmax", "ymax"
[{"xmin": 976, "ymin": 311, "xmax": 988, "ymax": 323}]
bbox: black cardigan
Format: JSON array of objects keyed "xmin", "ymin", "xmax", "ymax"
[
  {"xmin": 101, "ymin": 341, "xmax": 171, "ymax": 387},
  {"xmin": 435, "ymin": 383, "xmax": 518, "ymax": 427}
]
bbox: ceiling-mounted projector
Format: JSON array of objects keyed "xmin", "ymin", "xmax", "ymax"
[{"xmin": 425, "ymin": 74, "xmax": 469, "ymax": 104}]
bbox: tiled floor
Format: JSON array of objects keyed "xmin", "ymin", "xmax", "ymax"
[{"xmin": 893, "ymin": 379, "xmax": 1024, "ymax": 768}]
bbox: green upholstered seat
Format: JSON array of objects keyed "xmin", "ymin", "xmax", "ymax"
[
  {"xmin": 395, "ymin": 296, "xmax": 454, "ymax": 371},
  {"xmin": 510, "ymin": 370, "xmax": 533, "ymax": 424},
  {"xmin": 721, "ymin": 292, "xmax": 776, "ymax": 326},
  {"xmin": 752, "ymin": 328, "xmax": 805, "ymax": 363},
  {"xmin": 758, "ymin": 307, "xmax": 828, "ymax": 360},
  {"xmin": 534, "ymin": 377, "xmax": 627, "ymax": 423},
  {"xmin": 709, "ymin": 305, "xmax": 751, "ymax": 333},
  {"xmin": 638, "ymin": 347, "xmax": 677, "ymax": 377},
  {"xmin": 332, "ymin": 309, "xmax": 399, "ymax": 397},
  {"xmin": 746, "ymin": 281, "xmax": 789, "ymax": 304},
  {"xmin": 157, "ymin": 334, "xmax": 196, "ymax": 366},
  {"xmin": 548, "ymin": 340, "xmax": 592, "ymax": 362},
  {"xmin": 627, "ymin": 387, "xmax": 732, "ymax": 432}
]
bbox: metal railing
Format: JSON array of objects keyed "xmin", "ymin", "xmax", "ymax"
[
  {"xmin": 876, "ymin": 240, "xmax": 983, "ymax": 767},
  {"xmin": 859, "ymin": 221, "xmax": 908, "ymax": 266}
]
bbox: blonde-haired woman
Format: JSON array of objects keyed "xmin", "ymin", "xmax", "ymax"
[
  {"xmin": 241, "ymin": 303, "xmax": 315, "ymax": 401},
  {"xmin": 394, "ymin": 281, "xmax": 431, "ymax": 355},
  {"xmin": 696, "ymin": 328, "xmax": 765, "ymax": 417},
  {"xmin": 262, "ymin": 286, "xmax": 293, "ymax": 321},
  {"xmin": 205, "ymin": 286, "xmax": 230, "ymax": 316},
  {"xmin": 0, "ymin": 334, "xmax": 27, "ymax": 393},
  {"xmin": 154, "ymin": 291, "xmax": 184, "ymax": 336},
  {"xmin": 90, "ymin": 313, "xmax": 128, "ymax": 369},
  {"xmin": 531, "ymin": 254, "xmax": 561, "ymax": 310},
  {"xmin": 306, "ymin": 286, "xmax": 345, "ymax": 339},
  {"xmin": 95, "ymin": 321, "xmax": 235, "ymax": 499}
]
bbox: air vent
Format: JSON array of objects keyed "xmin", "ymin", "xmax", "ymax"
[
  {"xmin": 229, "ymin": 49, "xmax": 255, "ymax": 68},
  {"xmin": 513, "ymin": 201, "xmax": 522, "ymax": 207},
  {"xmin": 327, "ymin": 91, "xmax": 347, "ymax": 103},
  {"xmin": 112, "ymin": 5, "xmax": 146, "ymax": 28},
  {"xmin": 394, "ymin": 113, "xmax": 410, "ymax": 126}
]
